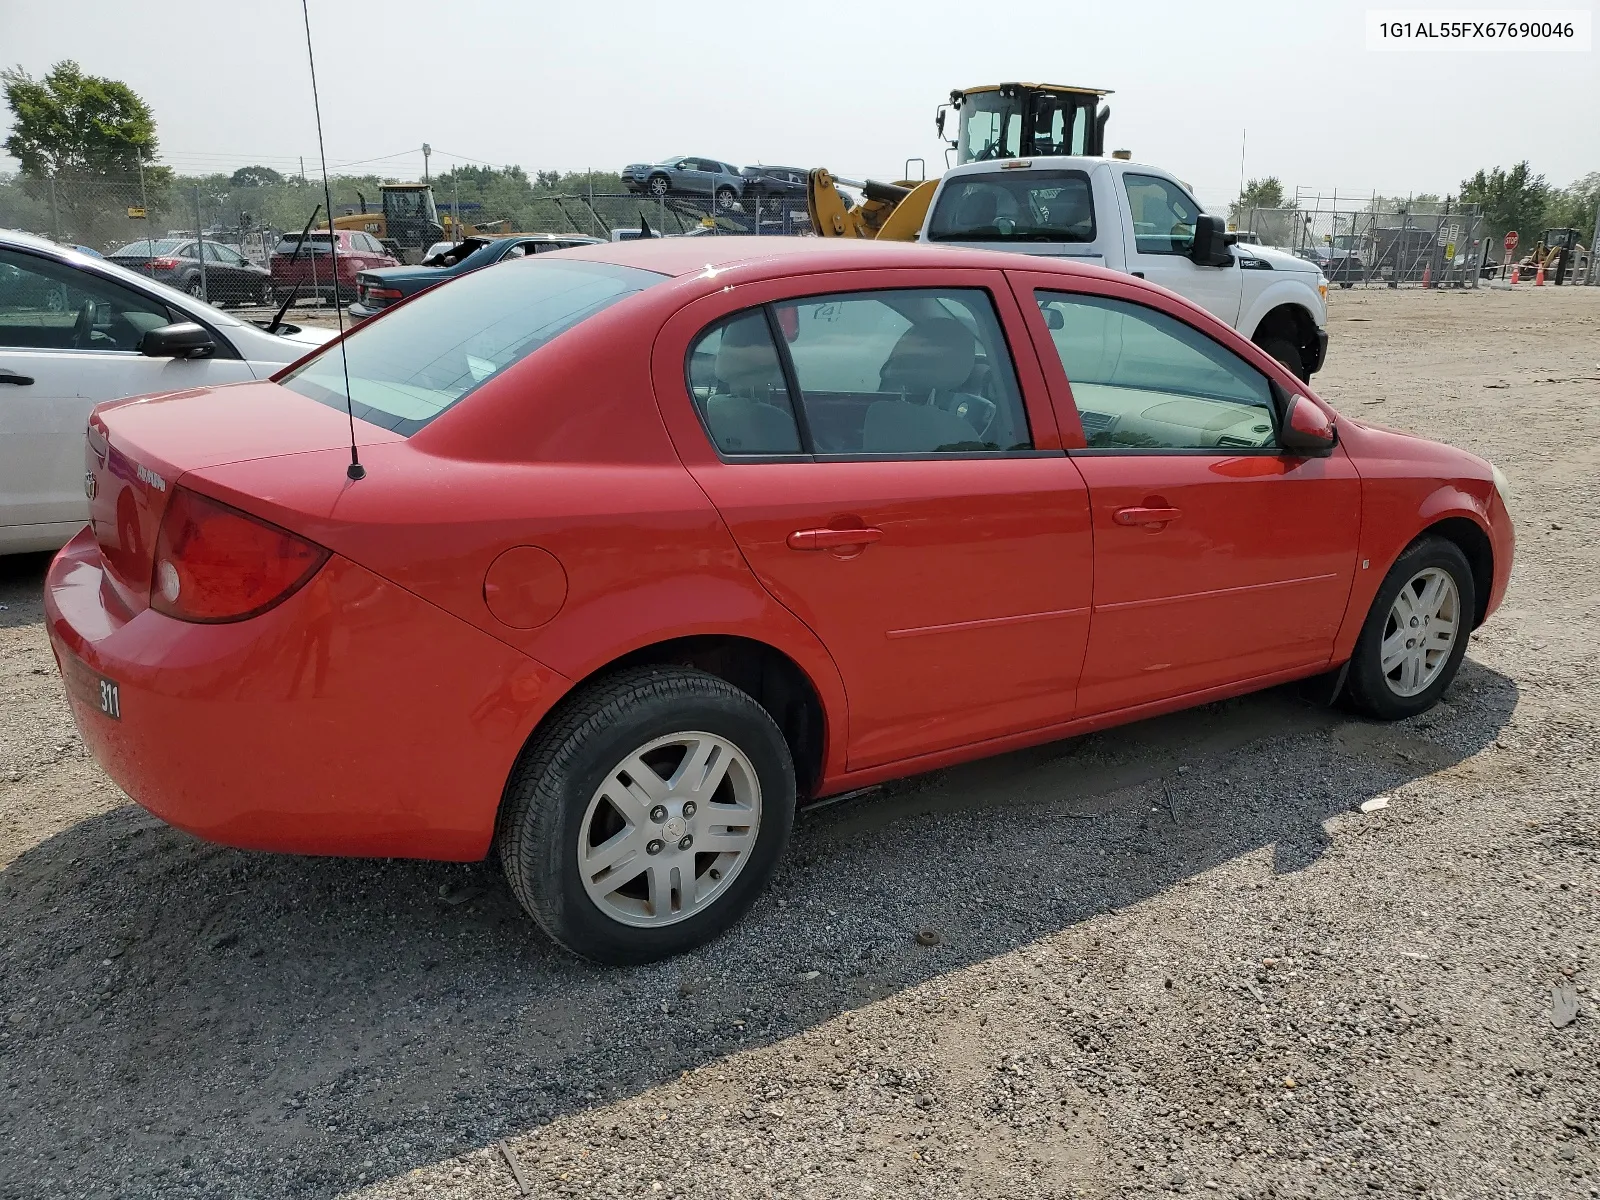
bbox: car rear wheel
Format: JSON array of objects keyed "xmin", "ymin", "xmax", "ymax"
[
  {"xmin": 185, "ymin": 277, "xmax": 204, "ymax": 298},
  {"xmin": 1342, "ymin": 536, "xmax": 1474, "ymax": 720},
  {"xmin": 715, "ymin": 186, "xmax": 737, "ymax": 210},
  {"xmin": 497, "ymin": 666, "xmax": 796, "ymax": 964},
  {"xmin": 1257, "ymin": 334, "xmax": 1308, "ymax": 382},
  {"xmin": 648, "ymin": 175, "xmax": 670, "ymax": 198}
]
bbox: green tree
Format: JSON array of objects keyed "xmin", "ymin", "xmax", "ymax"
[
  {"xmin": 230, "ymin": 164, "xmax": 284, "ymax": 187},
  {"xmin": 2, "ymin": 61, "xmax": 164, "ymax": 177},
  {"xmin": 1543, "ymin": 171, "xmax": 1600, "ymax": 236},
  {"xmin": 1459, "ymin": 162, "xmax": 1549, "ymax": 243},
  {"xmin": 1229, "ymin": 177, "xmax": 1298, "ymax": 246}
]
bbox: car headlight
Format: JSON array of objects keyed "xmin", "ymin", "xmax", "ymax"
[{"xmin": 1490, "ymin": 463, "xmax": 1512, "ymax": 507}]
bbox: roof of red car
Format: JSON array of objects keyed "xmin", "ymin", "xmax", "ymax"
[{"xmin": 556, "ymin": 235, "xmax": 1106, "ymax": 279}]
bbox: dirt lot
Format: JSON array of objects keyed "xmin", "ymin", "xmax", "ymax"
[{"xmin": 2, "ymin": 285, "xmax": 1598, "ymax": 1200}]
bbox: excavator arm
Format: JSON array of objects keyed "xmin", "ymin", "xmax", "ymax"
[{"xmin": 805, "ymin": 169, "xmax": 938, "ymax": 241}]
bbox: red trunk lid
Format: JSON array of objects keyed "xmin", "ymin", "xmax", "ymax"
[{"xmin": 84, "ymin": 382, "xmax": 403, "ymax": 613}]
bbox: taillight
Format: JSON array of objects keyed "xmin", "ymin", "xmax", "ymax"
[
  {"xmin": 150, "ymin": 487, "xmax": 329, "ymax": 623},
  {"xmin": 149, "ymin": 256, "xmax": 180, "ymax": 270},
  {"xmin": 369, "ymin": 286, "xmax": 402, "ymax": 300}
]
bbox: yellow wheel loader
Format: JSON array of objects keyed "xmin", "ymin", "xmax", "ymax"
[{"xmin": 806, "ymin": 81, "xmax": 1112, "ymax": 241}]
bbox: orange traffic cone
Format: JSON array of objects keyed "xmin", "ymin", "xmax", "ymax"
[
  {"xmin": 1510, "ymin": 265, "xmax": 1521, "ymax": 284},
  {"xmin": 1535, "ymin": 264, "xmax": 1546, "ymax": 286},
  {"xmin": 1422, "ymin": 264, "xmax": 1432, "ymax": 288}
]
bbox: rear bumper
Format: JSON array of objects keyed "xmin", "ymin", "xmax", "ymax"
[{"xmin": 45, "ymin": 526, "xmax": 570, "ymax": 861}]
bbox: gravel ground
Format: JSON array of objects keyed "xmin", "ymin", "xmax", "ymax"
[{"xmin": 1, "ymin": 285, "xmax": 1597, "ymax": 1199}]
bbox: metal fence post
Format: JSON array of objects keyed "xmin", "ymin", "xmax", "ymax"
[
  {"xmin": 47, "ymin": 174, "xmax": 60, "ymax": 241},
  {"xmin": 194, "ymin": 187, "xmax": 208, "ymax": 303},
  {"xmin": 1590, "ymin": 199, "xmax": 1600, "ymax": 285}
]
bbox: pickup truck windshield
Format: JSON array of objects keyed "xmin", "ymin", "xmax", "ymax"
[
  {"xmin": 279, "ymin": 259, "xmax": 665, "ymax": 435},
  {"xmin": 927, "ymin": 171, "xmax": 1096, "ymax": 243}
]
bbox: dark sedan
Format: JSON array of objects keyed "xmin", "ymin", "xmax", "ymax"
[
  {"xmin": 739, "ymin": 165, "xmax": 809, "ymax": 198},
  {"xmin": 348, "ymin": 234, "xmax": 601, "ymax": 321},
  {"xmin": 106, "ymin": 237, "xmax": 272, "ymax": 306}
]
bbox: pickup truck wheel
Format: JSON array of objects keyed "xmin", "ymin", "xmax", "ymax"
[
  {"xmin": 497, "ymin": 665, "xmax": 796, "ymax": 965},
  {"xmin": 1341, "ymin": 537, "xmax": 1474, "ymax": 721},
  {"xmin": 1257, "ymin": 335, "xmax": 1308, "ymax": 383}
]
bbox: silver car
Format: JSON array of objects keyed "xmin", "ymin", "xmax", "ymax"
[{"xmin": 621, "ymin": 157, "xmax": 746, "ymax": 209}]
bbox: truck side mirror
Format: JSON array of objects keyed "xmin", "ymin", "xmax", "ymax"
[{"xmin": 1189, "ymin": 215, "xmax": 1233, "ymax": 267}]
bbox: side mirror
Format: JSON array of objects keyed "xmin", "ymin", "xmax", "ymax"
[
  {"xmin": 141, "ymin": 322, "xmax": 216, "ymax": 359},
  {"xmin": 1189, "ymin": 214, "xmax": 1233, "ymax": 267},
  {"xmin": 1280, "ymin": 394, "xmax": 1337, "ymax": 457},
  {"xmin": 1043, "ymin": 306, "xmax": 1065, "ymax": 330}
]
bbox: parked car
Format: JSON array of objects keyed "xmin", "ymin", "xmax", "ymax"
[
  {"xmin": 1297, "ymin": 245, "xmax": 1365, "ymax": 287},
  {"xmin": 349, "ymin": 234, "xmax": 601, "ymax": 321},
  {"xmin": 919, "ymin": 156, "xmax": 1331, "ymax": 380},
  {"xmin": 46, "ymin": 239, "xmax": 1512, "ymax": 964},
  {"xmin": 622, "ymin": 157, "xmax": 746, "ymax": 208},
  {"xmin": 107, "ymin": 237, "xmax": 273, "ymax": 306},
  {"xmin": 740, "ymin": 165, "xmax": 809, "ymax": 199},
  {"xmin": 269, "ymin": 229, "xmax": 398, "ymax": 305},
  {"xmin": 0, "ymin": 228, "xmax": 334, "ymax": 554}
]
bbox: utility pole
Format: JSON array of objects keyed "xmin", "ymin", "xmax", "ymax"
[
  {"xmin": 423, "ymin": 143, "xmax": 432, "ymax": 186},
  {"xmin": 300, "ymin": 156, "xmax": 306, "ymax": 183}
]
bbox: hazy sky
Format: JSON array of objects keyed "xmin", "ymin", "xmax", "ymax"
[{"xmin": 2, "ymin": 0, "xmax": 1594, "ymax": 208}]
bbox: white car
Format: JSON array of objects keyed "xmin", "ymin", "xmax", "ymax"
[
  {"xmin": 917, "ymin": 156, "xmax": 1330, "ymax": 380},
  {"xmin": 0, "ymin": 230, "xmax": 336, "ymax": 554}
]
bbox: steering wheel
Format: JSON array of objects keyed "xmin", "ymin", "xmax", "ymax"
[
  {"xmin": 70, "ymin": 299, "xmax": 96, "ymax": 349},
  {"xmin": 933, "ymin": 391, "xmax": 998, "ymax": 439}
]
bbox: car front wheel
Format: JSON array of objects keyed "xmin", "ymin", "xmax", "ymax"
[
  {"xmin": 498, "ymin": 666, "xmax": 796, "ymax": 964},
  {"xmin": 1342, "ymin": 536, "xmax": 1475, "ymax": 720},
  {"xmin": 648, "ymin": 175, "xmax": 670, "ymax": 197}
]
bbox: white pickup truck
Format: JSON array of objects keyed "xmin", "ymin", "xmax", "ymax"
[{"xmin": 914, "ymin": 156, "xmax": 1330, "ymax": 380}]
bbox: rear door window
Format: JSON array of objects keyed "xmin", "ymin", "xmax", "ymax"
[
  {"xmin": 280, "ymin": 259, "xmax": 665, "ymax": 435},
  {"xmin": 781, "ymin": 289, "xmax": 1032, "ymax": 454},
  {"xmin": 686, "ymin": 289, "xmax": 1033, "ymax": 458}
]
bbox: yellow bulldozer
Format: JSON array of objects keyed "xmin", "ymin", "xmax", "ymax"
[{"xmin": 806, "ymin": 82, "xmax": 1113, "ymax": 241}]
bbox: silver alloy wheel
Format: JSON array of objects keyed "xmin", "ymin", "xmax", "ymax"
[
  {"xmin": 1380, "ymin": 567, "xmax": 1460, "ymax": 697},
  {"xmin": 577, "ymin": 731, "xmax": 761, "ymax": 928},
  {"xmin": 649, "ymin": 175, "xmax": 669, "ymax": 197}
]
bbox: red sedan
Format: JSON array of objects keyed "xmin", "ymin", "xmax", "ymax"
[{"xmin": 45, "ymin": 239, "xmax": 1513, "ymax": 963}]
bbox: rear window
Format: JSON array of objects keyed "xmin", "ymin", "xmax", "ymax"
[
  {"xmin": 278, "ymin": 259, "xmax": 666, "ymax": 435},
  {"xmin": 274, "ymin": 233, "xmax": 337, "ymax": 256},
  {"xmin": 927, "ymin": 170, "xmax": 1096, "ymax": 244},
  {"xmin": 111, "ymin": 238, "xmax": 188, "ymax": 256}
]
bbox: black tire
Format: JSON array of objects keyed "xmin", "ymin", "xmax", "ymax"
[
  {"xmin": 185, "ymin": 276, "xmax": 204, "ymax": 298},
  {"xmin": 1257, "ymin": 334, "xmax": 1308, "ymax": 382},
  {"xmin": 648, "ymin": 174, "xmax": 670, "ymax": 198},
  {"xmin": 497, "ymin": 666, "xmax": 796, "ymax": 964},
  {"xmin": 1339, "ymin": 281, "xmax": 1355, "ymax": 290},
  {"xmin": 1342, "ymin": 536, "xmax": 1475, "ymax": 721},
  {"xmin": 715, "ymin": 186, "xmax": 737, "ymax": 210}
]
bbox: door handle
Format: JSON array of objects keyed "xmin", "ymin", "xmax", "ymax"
[
  {"xmin": 1114, "ymin": 506, "xmax": 1181, "ymax": 527},
  {"xmin": 0, "ymin": 370, "xmax": 34, "ymax": 386},
  {"xmin": 787, "ymin": 526, "xmax": 883, "ymax": 551}
]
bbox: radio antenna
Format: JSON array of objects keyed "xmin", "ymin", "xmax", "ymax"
[{"xmin": 300, "ymin": 0, "xmax": 364, "ymax": 481}]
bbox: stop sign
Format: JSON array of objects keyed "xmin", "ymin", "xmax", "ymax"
[{"xmin": 1504, "ymin": 231, "xmax": 1519, "ymax": 253}]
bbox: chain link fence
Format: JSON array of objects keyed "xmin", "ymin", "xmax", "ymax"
[
  {"xmin": 0, "ymin": 171, "xmax": 814, "ymax": 255},
  {"xmin": 1232, "ymin": 196, "xmax": 1497, "ymax": 288}
]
